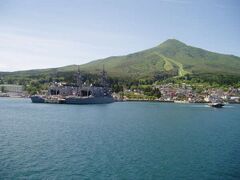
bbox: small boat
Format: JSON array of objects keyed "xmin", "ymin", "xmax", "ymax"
[{"xmin": 208, "ymin": 102, "xmax": 224, "ymax": 108}]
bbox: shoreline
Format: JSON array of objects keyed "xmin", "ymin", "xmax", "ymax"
[{"xmin": 1, "ymin": 96, "xmax": 239, "ymax": 104}]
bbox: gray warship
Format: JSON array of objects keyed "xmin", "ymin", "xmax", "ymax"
[{"xmin": 30, "ymin": 67, "xmax": 115, "ymax": 104}]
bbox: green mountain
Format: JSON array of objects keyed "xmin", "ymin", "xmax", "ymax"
[
  {"xmin": 2, "ymin": 39, "xmax": 240, "ymax": 81},
  {"xmin": 80, "ymin": 39, "xmax": 240, "ymax": 78}
]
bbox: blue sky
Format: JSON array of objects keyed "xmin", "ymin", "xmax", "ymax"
[{"xmin": 0, "ymin": 0, "xmax": 239, "ymax": 71}]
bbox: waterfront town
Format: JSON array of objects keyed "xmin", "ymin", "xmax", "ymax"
[
  {"xmin": 1, "ymin": 83, "xmax": 240, "ymax": 104},
  {"xmin": 120, "ymin": 83, "xmax": 240, "ymax": 104}
]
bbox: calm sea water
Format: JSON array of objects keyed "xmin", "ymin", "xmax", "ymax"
[{"xmin": 0, "ymin": 98, "xmax": 240, "ymax": 179}]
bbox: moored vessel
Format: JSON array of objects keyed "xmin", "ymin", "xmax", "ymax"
[{"xmin": 30, "ymin": 67, "xmax": 115, "ymax": 104}]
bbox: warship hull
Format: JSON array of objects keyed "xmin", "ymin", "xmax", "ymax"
[
  {"xmin": 30, "ymin": 95, "xmax": 115, "ymax": 104},
  {"xmin": 65, "ymin": 96, "xmax": 114, "ymax": 104}
]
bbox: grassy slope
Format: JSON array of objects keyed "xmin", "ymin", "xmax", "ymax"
[
  {"xmin": 156, "ymin": 39, "xmax": 240, "ymax": 75},
  {"xmin": 161, "ymin": 55, "xmax": 189, "ymax": 76},
  {"xmin": 80, "ymin": 39, "xmax": 240, "ymax": 78},
  {"xmin": 81, "ymin": 50, "xmax": 167, "ymax": 78}
]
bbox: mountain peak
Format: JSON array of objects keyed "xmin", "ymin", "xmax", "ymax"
[{"xmin": 159, "ymin": 39, "xmax": 187, "ymax": 47}]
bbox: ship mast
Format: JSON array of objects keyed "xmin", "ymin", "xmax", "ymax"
[
  {"xmin": 75, "ymin": 66, "xmax": 82, "ymax": 96},
  {"xmin": 101, "ymin": 65, "xmax": 107, "ymax": 88},
  {"xmin": 101, "ymin": 65, "xmax": 109, "ymax": 95}
]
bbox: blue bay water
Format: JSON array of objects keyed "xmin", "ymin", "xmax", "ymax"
[{"xmin": 0, "ymin": 98, "xmax": 240, "ymax": 179}]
